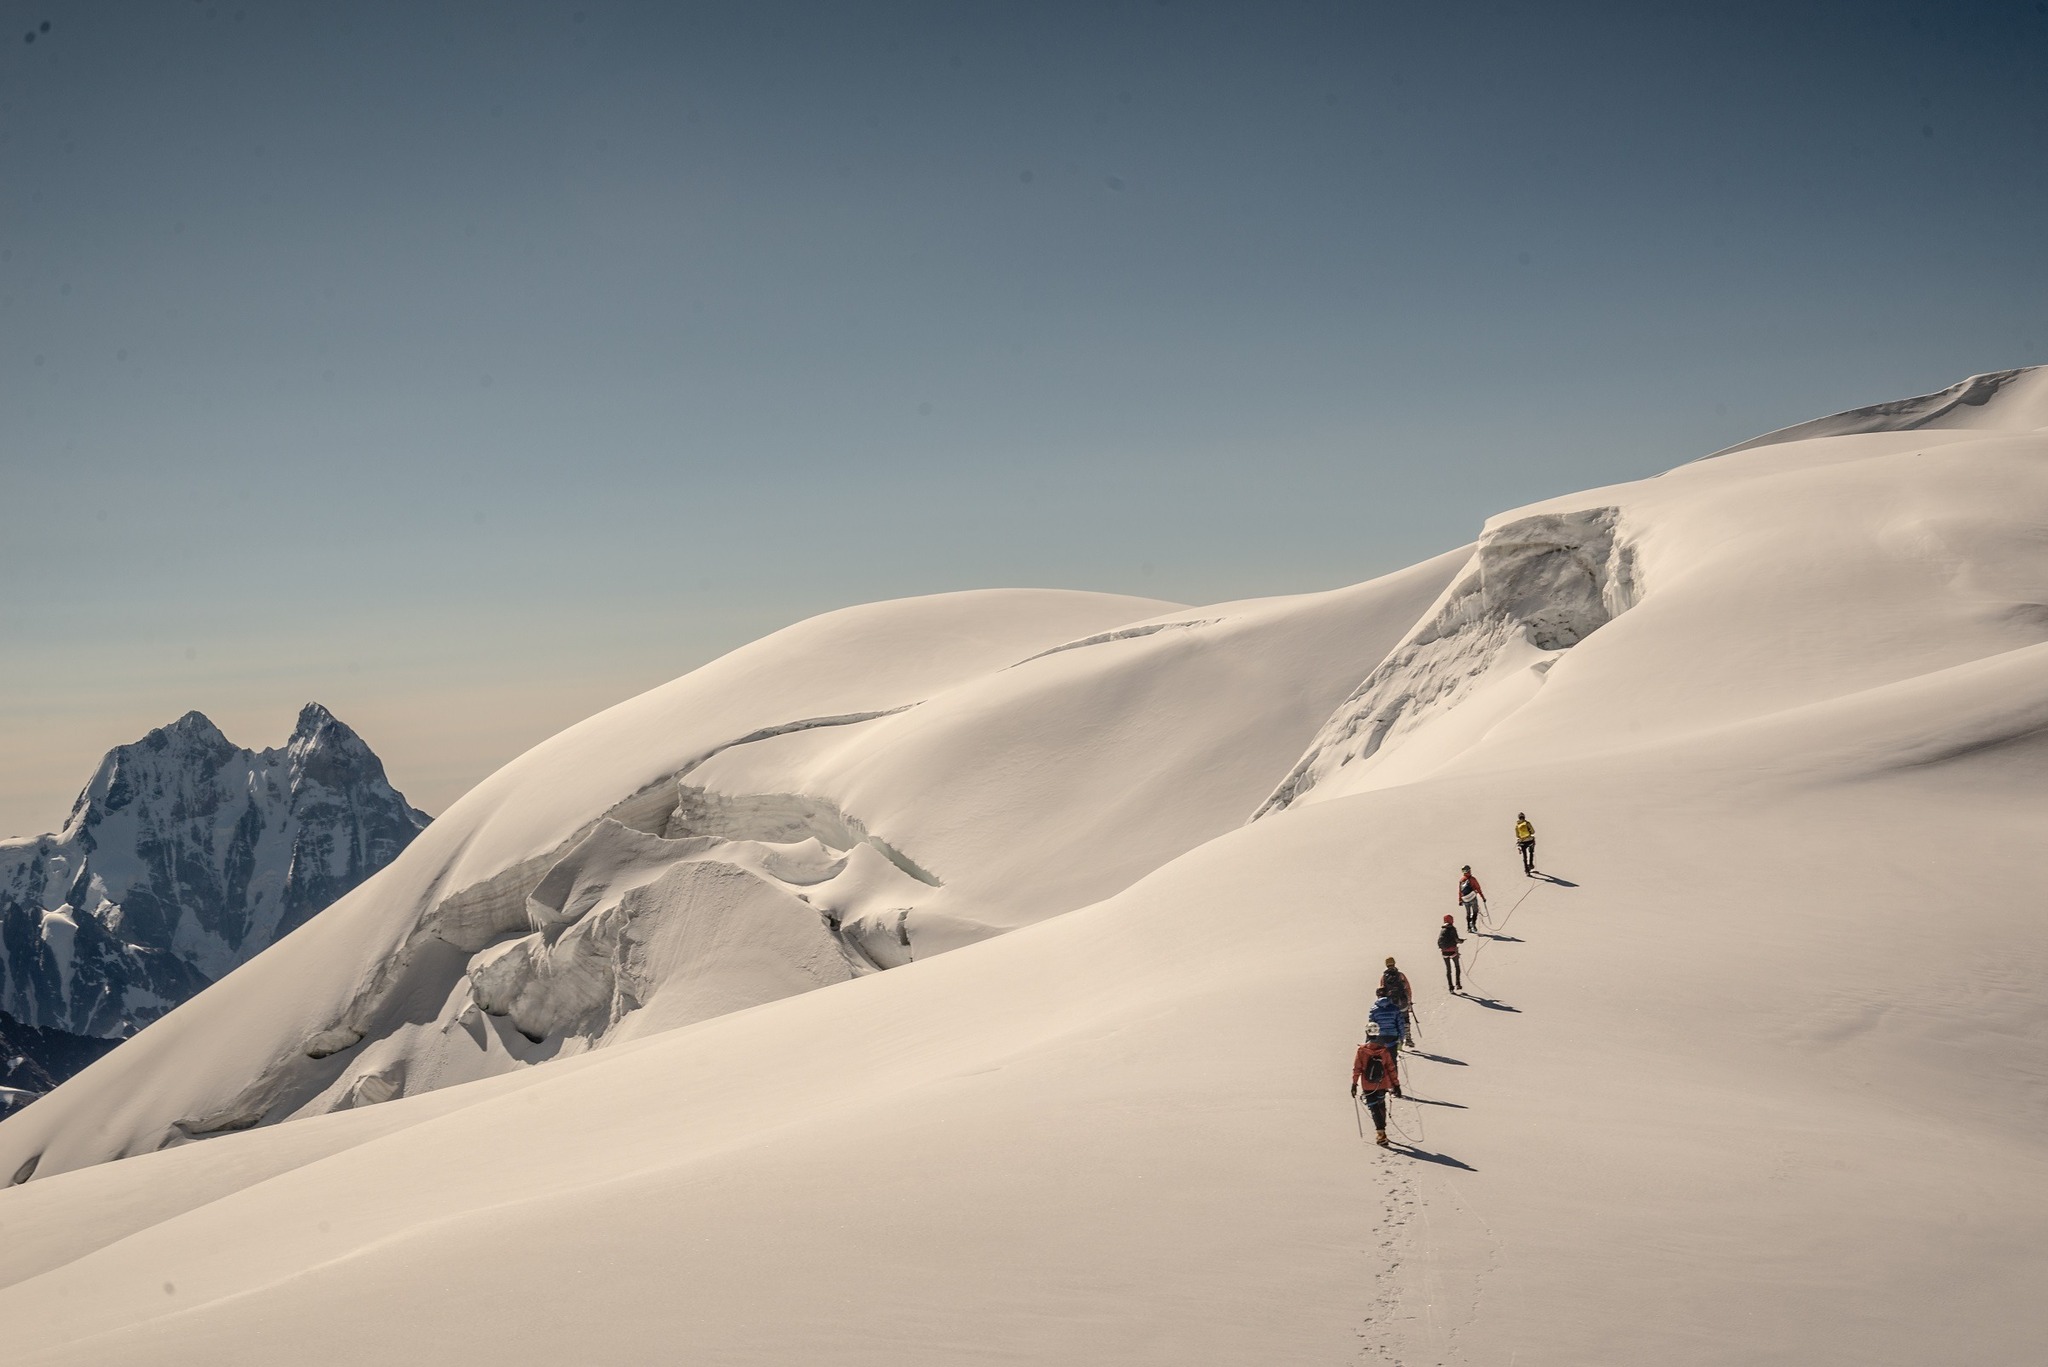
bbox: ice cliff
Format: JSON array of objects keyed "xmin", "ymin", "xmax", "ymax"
[{"xmin": 1257, "ymin": 505, "xmax": 1639, "ymax": 814}]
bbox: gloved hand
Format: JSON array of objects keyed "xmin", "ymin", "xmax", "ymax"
[{"xmin": 1349, "ymin": 1083, "xmax": 1359, "ymax": 1098}]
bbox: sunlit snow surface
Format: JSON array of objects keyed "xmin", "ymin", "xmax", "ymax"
[{"xmin": 2, "ymin": 370, "xmax": 2046, "ymax": 1365}]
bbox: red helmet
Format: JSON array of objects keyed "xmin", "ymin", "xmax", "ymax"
[{"xmin": 1443, "ymin": 914, "xmax": 1453, "ymax": 922}]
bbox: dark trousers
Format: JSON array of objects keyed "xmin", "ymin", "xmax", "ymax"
[
  {"xmin": 1364, "ymin": 1090, "xmax": 1388, "ymax": 1133},
  {"xmin": 1442, "ymin": 952, "xmax": 1461, "ymax": 990},
  {"xmin": 1519, "ymin": 838, "xmax": 1535, "ymax": 873}
]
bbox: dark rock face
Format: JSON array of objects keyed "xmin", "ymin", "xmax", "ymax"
[
  {"xmin": 0, "ymin": 1009, "xmax": 121, "ymax": 1114},
  {"xmin": 0, "ymin": 705, "xmax": 430, "ymax": 1075}
]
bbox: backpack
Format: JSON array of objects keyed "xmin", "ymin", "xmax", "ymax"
[
  {"xmin": 1438, "ymin": 924, "xmax": 1459, "ymax": 952},
  {"xmin": 1362, "ymin": 1051, "xmax": 1387, "ymax": 1085}
]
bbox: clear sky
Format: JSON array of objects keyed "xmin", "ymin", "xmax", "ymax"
[{"xmin": 2, "ymin": 0, "xmax": 2044, "ymax": 835}]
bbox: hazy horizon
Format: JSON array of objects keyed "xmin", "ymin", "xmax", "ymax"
[{"xmin": 4, "ymin": 0, "xmax": 2045, "ymax": 836}]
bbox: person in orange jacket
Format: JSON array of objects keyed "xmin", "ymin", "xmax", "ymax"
[{"xmin": 1351, "ymin": 1022, "xmax": 1402, "ymax": 1147}]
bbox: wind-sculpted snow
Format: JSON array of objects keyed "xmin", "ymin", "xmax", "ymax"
[
  {"xmin": 668, "ymin": 706, "xmax": 922, "ymax": 780},
  {"xmin": 1258, "ymin": 506, "xmax": 1639, "ymax": 815},
  {"xmin": 1708, "ymin": 363, "xmax": 2048, "ymax": 455},
  {"xmin": 1009, "ymin": 617, "xmax": 1221, "ymax": 667}
]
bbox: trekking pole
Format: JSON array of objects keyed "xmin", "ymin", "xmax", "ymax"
[{"xmin": 1353, "ymin": 1093, "xmax": 1364, "ymax": 1139}]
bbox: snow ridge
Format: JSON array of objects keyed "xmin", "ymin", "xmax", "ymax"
[
  {"xmin": 1707, "ymin": 364, "xmax": 2048, "ymax": 456},
  {"xmin": 1009, "ymin": 618, "xmax": 1221, "ymax": 667}
]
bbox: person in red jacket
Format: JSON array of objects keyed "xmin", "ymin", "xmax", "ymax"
[
  {"xmin": 1457, "ymin": 865, "xmax": 1486, "ymax": 932},
  {"xmin": 1438, "ymin": 914, "xmax": 1465, "ymax": 991},
  {"xmin": 1351, "ymin": 1023, "xmax": 1402, "ymax": 1147}
]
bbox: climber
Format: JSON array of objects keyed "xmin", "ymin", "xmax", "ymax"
[
  {"xmin": 1515, "ymin": 812, "xmax": 1537, "ymax": 875},
  {"xmin": 1352, "ymin": 1022, "xmax": 1402, "ymax": 1147},
  {"xmin": 1438, "ymin": 914, "xmax": 1465, "ymax": 991},
  {"xmin": 1378, "ymin": 956, "xmax": 1412, "ymax": 1015},
  {"xmin": 1458, "ymin": 864, "xmax": 1487, "ymax": 932},
  {"xmin": 1367, "ymin": 986, "xmax": 1409, "ymax": 1091}
]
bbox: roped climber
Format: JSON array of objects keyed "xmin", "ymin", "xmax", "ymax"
[
  {"xmin": 1457, "ymin": 864, "xmax": 1486, "ymax": 932},
  {"xmin": 1367, "ymin": 986, "xmax": 1408, "ymax": 1090},
  {"xmin": 1351, "ymin": 1022, "xmax": 1402, "ymax": 1147}
]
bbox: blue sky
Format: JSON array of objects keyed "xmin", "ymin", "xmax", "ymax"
[{"xmin": 2, "ymin": 0, "xmax": 2044, "ymax": 833}]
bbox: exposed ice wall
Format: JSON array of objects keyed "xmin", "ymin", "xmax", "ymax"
[
  {"xmin": 1256, "ymin": 506, "xmax": 1639, "ymax": 815},
  {"xmin": 161, "ymin": 765, "xmax": 941, "ymax": 1142}
]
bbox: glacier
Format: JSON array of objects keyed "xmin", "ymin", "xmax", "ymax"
[{"xmin": 1, "ymin": 368, "xmax": 2046, "ymax": 1365}]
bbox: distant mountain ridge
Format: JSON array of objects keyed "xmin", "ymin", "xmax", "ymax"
[
  {"xmin": 0, "ymin": 705, "xmax": 429, "ymax": 1070},
  {"xmin": 0, "ymin": 1009, "xmax": 118, "ymax": 1115}
]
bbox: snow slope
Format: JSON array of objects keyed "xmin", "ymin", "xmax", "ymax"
[
  {"xmin": 1, "ymin": 368, "xmax": 2045, "ymax": 1364},
  {"xmin": 0, "ymin": 564, "xmax": 1463, "ymax": 1172}
]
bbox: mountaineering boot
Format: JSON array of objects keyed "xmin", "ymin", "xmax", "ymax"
[{"xmin": 1375, "ymin": 1131, "xmax": 1391, "ymax": 1147}]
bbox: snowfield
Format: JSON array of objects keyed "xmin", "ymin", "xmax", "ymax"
[{"xmin": 1, "ymin": 369, "xmax": 2046, "ymax": 1365}]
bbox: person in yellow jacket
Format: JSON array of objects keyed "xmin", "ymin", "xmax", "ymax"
[{"xmin": 1514, "ymin": 812, "xmax": 1536, "ymax": 875}]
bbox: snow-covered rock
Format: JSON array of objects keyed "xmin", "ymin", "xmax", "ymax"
[
  {"xmin": 0, "ymin": 1010, "xmax": 118, "ymax": 1107},
  {"xmin": 0, "ymin": 705, "xmax": 429, "ymax": 1052}
]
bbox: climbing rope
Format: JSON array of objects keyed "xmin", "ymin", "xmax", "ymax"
[
  {"xmin": 1386, "ymin": 1092, "xmax": 1425, "ymax": 1146},
  {"xmin": 1462, "ymin": 882, "xmax": 1538, "ymax": 984}
]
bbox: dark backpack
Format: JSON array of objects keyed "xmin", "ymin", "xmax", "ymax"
[
  {"xmin": 1363, "ymin": 1051, "xmax": 1387, "ymax": 1085},
  {"xmin": 1438, "ymin": 924, "xmax": 1459, "ymax": 951}
]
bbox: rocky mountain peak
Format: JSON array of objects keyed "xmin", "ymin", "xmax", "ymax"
[
  {"xmin": 288, "ymin": 702, "xmax": 347, "ymax": 746},
  {"xmin": 279, "ymin": 703, "xmax": 391, "ymax": 797},
  {"xmin": 160, "ymin": 710, "xmax": 230, "ymax": 746},
  {"xmin": 1, "ymin": 706, "xmax": 432, "ymax": 1072}
]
